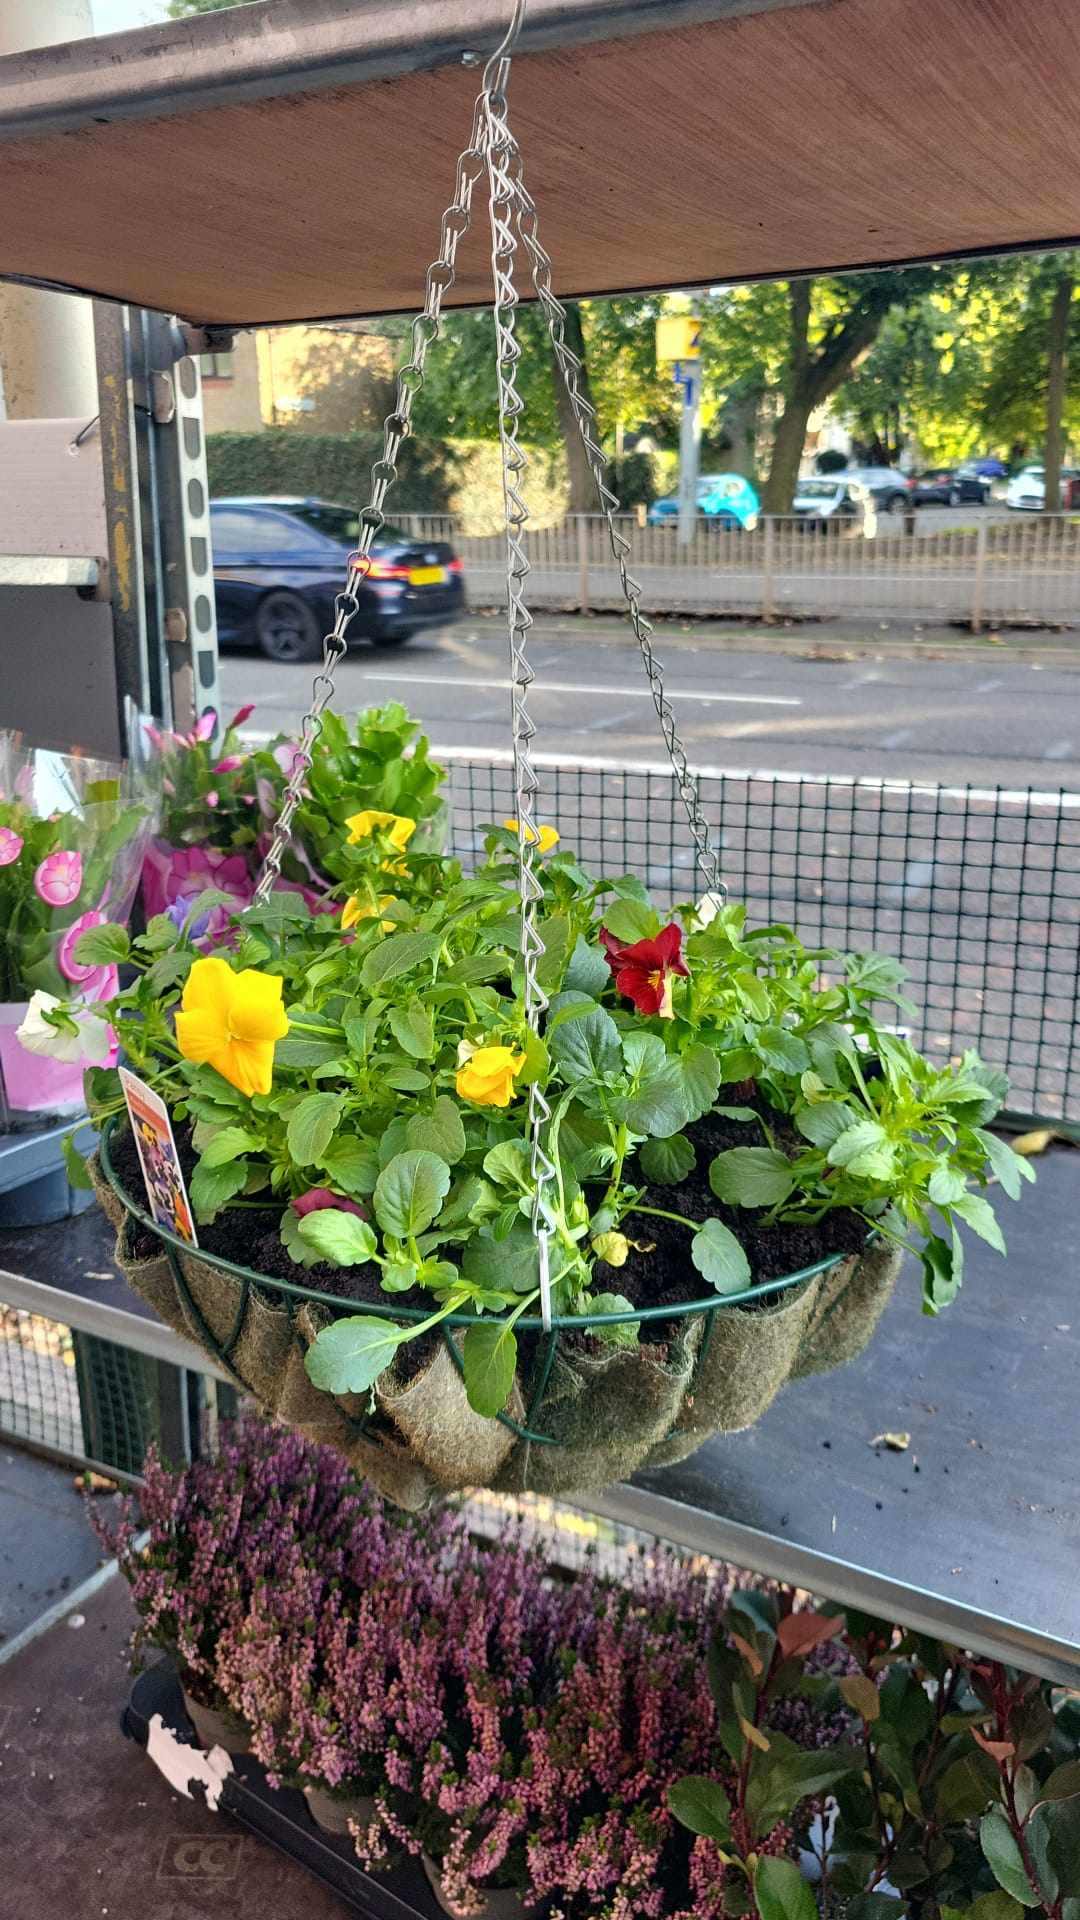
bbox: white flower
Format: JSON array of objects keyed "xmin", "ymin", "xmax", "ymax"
[{"xmin": 16, "ymin": 990, "xmax": 112, "ymax": 1065}]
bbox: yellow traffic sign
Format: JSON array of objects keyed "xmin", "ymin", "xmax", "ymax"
[{"xmin": 656, "ymin": 314, "xmax": 701, "ymax": 364}]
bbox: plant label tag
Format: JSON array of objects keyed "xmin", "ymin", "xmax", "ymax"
[{"xmin": 119, "ymin": 1066, "xmax": 198, "ymax": 1247}]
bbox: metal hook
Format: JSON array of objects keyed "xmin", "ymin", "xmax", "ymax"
[{"xmin": 482, "ymin": 0, "xmax": 527, "ymax": 92}]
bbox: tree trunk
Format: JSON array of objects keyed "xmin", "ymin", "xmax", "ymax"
[
  {"xmin": 761, "ymin": 278, "xmax": 895, "ymax": 514},
  {"xmin": 550, "ymin": 301, "xmax": 597, "ymax": 515},
  {"xmin": 1043, "ymin": 269, "xmax": 1073, "ymax": 514}
]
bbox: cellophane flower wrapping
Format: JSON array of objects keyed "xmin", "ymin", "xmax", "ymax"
[{"xmin": 0, "ymin": 735, "xmax": 155, "ymax": 1110}]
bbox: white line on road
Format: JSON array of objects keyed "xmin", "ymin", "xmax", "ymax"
[{"xmin": 361, "ymin": 671, "xmax": 801, "ymax": 707}]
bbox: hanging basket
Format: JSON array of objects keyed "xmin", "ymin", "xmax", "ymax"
[{"xmin": 92, "ymin": 1121, "xmax": 901, "ymax": 1508}]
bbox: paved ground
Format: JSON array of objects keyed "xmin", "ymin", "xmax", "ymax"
[{"xmin": 224, "ymin": 610, "xmax": 1080, "ymax": 788}]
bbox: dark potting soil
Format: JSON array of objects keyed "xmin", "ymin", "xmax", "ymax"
[{"xmin": 108, "ymin": 1092, "xmax": 867, "ymax": 1368}]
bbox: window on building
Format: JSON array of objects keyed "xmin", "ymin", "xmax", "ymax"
[{"xmin": 200, "ymin": 351, "xmax": 235, "ymax": 381}]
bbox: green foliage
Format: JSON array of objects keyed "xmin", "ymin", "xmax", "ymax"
[
  {"xmin": 670, "ymin": 1591, "xmax": 1080, "ymax": 1918},
  {"xmin": 205, "ymin": 429, "xmax": 455, "ymax": 513}
]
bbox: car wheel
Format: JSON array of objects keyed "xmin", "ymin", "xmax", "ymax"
[
  {"xmin": 255, "ymin": 590, "xmax": 323, "ymax": 663},
  {"xmin": 948, "ymin": 488, "xmax": 961, "ymax": 506},
  {"xmin": 368, "ymin": 626, "xmax": 416, "ymax": 649},
  {"xmin": 888, "ymin": 493, "xmax": 908, "ymax": 515}
]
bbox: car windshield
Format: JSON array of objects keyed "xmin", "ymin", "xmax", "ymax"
[{"xmin": 796, "ymin": 481, "xmax": 840, "ymax": 498}]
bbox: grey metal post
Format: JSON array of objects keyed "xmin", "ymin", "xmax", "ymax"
[
  {"xmin": 143, "ymin": 311, "xmax": 220, "ymax": 730},
  {"xmin": 971, "ymin": 516, "xmax": 988, "ymax": 634},
  {"xmin": 576, "ymin": 513, "xmax": 590, "ymax": 613},
  {"xmin": 93, "ymin": 301, "xmax": 168, "ymax": 737},
  {"xmin": 676, "ymin": 360, "xmax": 701, "ymax": 548}
]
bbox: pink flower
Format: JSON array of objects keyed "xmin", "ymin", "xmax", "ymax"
[
  {"xmin": 293, "ymin": 1188, "xmax": 367, "ymax": 1219},
  {"xmin": 256, "ymin": 778, "xmax": 278, "ymax": 821},
  {"xmin": 273, "ymin": 741, "xmax": 306, "ymax": 783},
  {"xmin": 140, "ymin": 842, "xmax": 253, "ymax": 946},
  {"xmin": 212, "ymin": 756, "xmax": 245, "ymax": 775},
  {"xmin": 0, "ymin": 826, "xmax": 23, "ymax": 865},
  {"xmin": 34, "ymin": 848, "xmax": 83, "ymax": 906},
  {"xmin": 205, "ymin": 791, "xmax": 219, "ymax": 809},
  {"xmin": 193, "ymin": 709, "xmax": 217, "ymax": 744},
  {"xmin": 56, "ymin": 902, "xmax": 109, "ymax": 983},
  {"xmin": 228, "ymin": 704, "xmax": 255, "ymax": 729}
]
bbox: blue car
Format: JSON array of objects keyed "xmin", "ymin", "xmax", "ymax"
[
  {"xmin": 647, "ymin": 473, "xmax": 760, "ymax": 530},
  {"xmin": 210, "ymin": 496, "xmax": 466, "ymax": 661}
]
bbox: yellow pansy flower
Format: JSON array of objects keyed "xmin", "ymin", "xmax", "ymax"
[
  {"xmin": 174, "ymin": 955, "xmax": 288, "ymax": 1098},
  {"xmin": 504, "ymin": 817, "xmax": 559, "ymax": 855},
  {"xmin": 346, "ymin": 809, "xmax": 416, "ymax": 854},
  {"xmin": 455, "ymin": 1044, "xmax": 526, "ymax": 1108},
  {"xmin": 341, "ymin": 893, "xmax": 395, "ymax": 932}
]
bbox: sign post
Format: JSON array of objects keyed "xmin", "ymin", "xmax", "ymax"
[{"xmin": 657, "ymin": 314, "xmax": 702, "ymax": 548}]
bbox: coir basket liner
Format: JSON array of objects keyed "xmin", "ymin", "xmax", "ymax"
[{"xmin": 92, "ymin": 1124, "xmax": 902, "ymax": 1509}]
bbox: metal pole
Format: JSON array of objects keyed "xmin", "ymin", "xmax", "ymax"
[
  {"xmin": 971, "ymin": 515, "xmax": 988, "ymax": 633},
  {"xmin": 93, "ymin": 301, "xmax": 165, "ymax": 739},
  {"xmin": 577, "ymin": 513, "xmax": 590, "ymax": 613},
  {"xmin": 143, "ymin": 311, "xmax": 220, "ymax": 731},
  {"xmin": 676, "ymin": 361, "xmax": 701, "ymax": 548}
]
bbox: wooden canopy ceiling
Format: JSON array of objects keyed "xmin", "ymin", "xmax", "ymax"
[{"xmin": 0, "ymin": 0, "xmax": 1076, "ymax": 327}]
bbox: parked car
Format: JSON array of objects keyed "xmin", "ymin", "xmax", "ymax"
[
  {"xmin": 647, "ymin": 473, "xmax": 760, "ymax": 530},
  {"xmin": 908, "ymin": 464, "xmax": 992, "ymax": 505},
  {"xmin": 209, "ymin": 497, "xmax": 466, "ymax": 660},
  {"xmin": 791, "ymin": 477, "xmax": 861, "ymax": 530},
  {"xmin": 830, "ymin": 466, "xmax": 910, "ymax": 513},
  {"xmin": 1005, "ymin": 465, "xmax": 1080, "ymax": 511}
]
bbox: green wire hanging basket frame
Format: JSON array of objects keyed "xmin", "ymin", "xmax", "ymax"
[{"xmin": 97, "ymin": 1113, "xmax": 855, "ymax": 1450}]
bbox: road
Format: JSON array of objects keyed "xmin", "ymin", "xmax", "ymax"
[{"xmin": 222, "ymin": 611, "xmax": 1080, "ymax": 790}]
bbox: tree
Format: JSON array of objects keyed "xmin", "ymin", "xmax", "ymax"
[
  {"xmin": 1041, "ymin": 260, "xmax": 1074, "ymax": 511},
  {"xmin": 166, "ymin": 0, "xmax": 247, "ymax": 14}
]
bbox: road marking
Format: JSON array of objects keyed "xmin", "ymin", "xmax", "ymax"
[{"xmin": 361, "ymin": 671, "xmax": 800, "ymax": 707}]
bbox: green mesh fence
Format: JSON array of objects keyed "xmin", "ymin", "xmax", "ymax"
[{"xmin": 445, "ymin": 755, "xmax": 1080, "ymax": 1125}]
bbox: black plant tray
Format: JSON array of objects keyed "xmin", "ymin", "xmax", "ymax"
[{"xmin": 123, "ymin": 1663, "xmax": 444, "ymax": 1920}]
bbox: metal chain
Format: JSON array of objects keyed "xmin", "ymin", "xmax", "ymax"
[
  {"xmin": 252, "ymin": 98, "xmax": 489, "ymax": 903},
  {"xmin": 483, "ymin": 65, "xmax": 558, "ymax": 1332},
  {"xmin": 507, "ymin": 141, "xmax": 726, "ymax": 902}
]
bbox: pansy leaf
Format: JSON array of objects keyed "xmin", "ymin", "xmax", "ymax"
[
  {"xmin": 406, "ymin": 1096, "xmax": 467, "ymax": 1165},
  {"xmin": 581, "ymin": 1293, "xmax": 640, "ymax": 1348},
  {"xmin": 286, "ymin": 1092, "xmax": 345, "ymax": 1167},
  {"xmin": 709, "ymin": 1147, "xmax": 795, "ymax": 1208},
  {"xmin": 388, "ymin": 1000, "xmax": 435, "ymax": 1059},
  {"xmin": 61, "ymin": 1130, "xmax": 94, "ymax": 1191},
  {"xmin": 359, "ymin": 930, "xmax": 441, "ymax": 989},
  {"xmin": 189, "ymin": 1156, "xmax": 249, "ymax": 1224},
  {"xmin": 549, "ymin": 1005, "xmax": 622, "ymax": 1085},
  {"xmin": 691, "ymin": 1219, "xmax": 752, "ymax": 1293},
  {"xmin": 297, "ymin": 1209, "xmax": 377, "ymax": 1267},
  {"xmin": 613, "ymin": 1061, "xmax": 689, "ymax": 1138},
  {"xmin": 795, "ymin": 1101, "xmax": 858, "ymax": 1148},
  {"xmin": 462, "ymin": 1321, "xmax": 518, "ymax": 1417},
  {"xmin": 322, "ymin": 1138, "xmax": 381, "ymax": 1195},
  {"xmin": 374, "ymin": 1150, "xmax": 451, "ymax": 1239},
  {"xmin": 73, "ymin": 922, "xmax": 130, "ymax": 966},
  {"xmin": 199, "ymin": 1126, "xmax": 261, "ymax": 1168},
  {"xmin": 639, "ymin": 1133, "xmax": 696, "ymax": 1185},
  {"xmin": 483, "ymin": 1140, "xmax": 533, "ymax": 1192},
  {"xmin": 753, "ymin": 1026, "xmax": 811, "ymax": 1075},
  {"xmin": 564, "ymin": 934, "xmax": 610, "ymax": 997},
  {"xmin": 462, "ymin": 1225, "xmax": 539, "ymax": 1294},
  {"xmin": 601, "ymin": 898, "xmax": 660, "ymax": 943},
  {"xmin": 305, "ymin": 1316, "xmax": 405, "ymax": 1395},
  {"xmin": 680, "ymin": 1042, "xmax": 722, "ymax": 1122}
]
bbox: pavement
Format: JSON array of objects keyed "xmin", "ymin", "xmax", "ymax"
[{"xmin": 224, "ymin": 609, "xmax": 1080, "ymax": 788}]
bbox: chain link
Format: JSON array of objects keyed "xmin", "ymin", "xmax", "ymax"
[
  {"xmin": 252, "ymin": 98, "xmax": 489, "ymax": 903},
  {"xmin": 483, "ymin": 73, "xmax": 557, "ymax": 1330},
  {"xmin": 507, "ymin": 141, "xmax": 726, "ymax": 902}
]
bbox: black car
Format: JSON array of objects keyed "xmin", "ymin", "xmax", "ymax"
[
  {"xmin": 908, "ymin": 465, "xmax": 992, "ymax": 506},
  {"xmin": 210, "ymin": 497, "xmax": 466, "ymax": 661}
]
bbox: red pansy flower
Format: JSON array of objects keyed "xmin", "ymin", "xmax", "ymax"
[
  {"xmin": 600, "ymin": 921, "xmax": 689, "ymax": 1018},
  {"xmin": 292, "ymin": 1187, "xmax": 367, "ymax": 1219}
]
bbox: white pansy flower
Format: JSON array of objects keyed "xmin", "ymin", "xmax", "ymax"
[{"xmin": 16, "ymin": 990, "xmax": 112, "ymax": 1065}]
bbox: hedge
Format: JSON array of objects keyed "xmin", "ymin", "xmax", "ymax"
[{"xmin": 206, "ymin": 430, "xmax": 457, "ymax": 514}]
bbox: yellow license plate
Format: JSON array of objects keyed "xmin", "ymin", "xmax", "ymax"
[{"xmin": 408, "ymin": 564, "xmax": 446, "ymax": 586}]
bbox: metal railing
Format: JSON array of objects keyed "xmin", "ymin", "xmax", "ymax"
[
  {"xmin": 444, "ymin": 751, "xmax": 1080, "ymax": 1124},
  {"xmin": 398, "ymin": 510, "xmax": 1080, "ymax": 628}
]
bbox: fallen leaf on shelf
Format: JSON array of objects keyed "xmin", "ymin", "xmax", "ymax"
[
  {"xmin": 1011, "ymin": 1128, "xmax": 1058, "ymax": 1155},
  {"xmin": 870, "ymin": 1431, "xmax": 910, "ymax": 1451}
]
